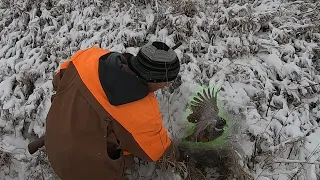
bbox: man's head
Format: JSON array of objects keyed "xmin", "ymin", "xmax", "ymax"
[{"xmin": 124, "ymin": 41, "xmax": 181, "ymax": 92}]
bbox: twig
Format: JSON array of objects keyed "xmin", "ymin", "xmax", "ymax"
[
  {"xmin": 155, "ymin": 0, "xmax": 159, "ymax": 13},
  {"xmin": 290, "ymin": 141, "xmax": 320, "ymax": 180},
  {"xmin": 269, "ymin": 125, "xmax": 320, "ymax": 153},
  {"xmin": 265, "ymin": 92, "xmax": 274, "ymax": 116},
  {"xmin": 273, "ymin": 159, "xmax": 320, "ymax": 165},
  {"xmin": 294, "ymin": 83, "xmax": 320, "ymax": 90}
]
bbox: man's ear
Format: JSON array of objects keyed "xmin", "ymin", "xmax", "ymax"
[{"xmin": 121, "ymin": 53, "xmax": 134, "ymax": 64}]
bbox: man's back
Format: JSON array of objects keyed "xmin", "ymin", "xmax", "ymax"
[{"xmin": 45, "ymin": 47, "xmax": 171, "ymax": 180}]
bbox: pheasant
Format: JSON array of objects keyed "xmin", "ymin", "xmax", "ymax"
[{"xmin": 185, "ymin": 87, "xmax": 227, "ymax": 142}]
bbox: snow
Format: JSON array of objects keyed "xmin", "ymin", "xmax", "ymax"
[
  {"xmin": 0, "ymin": 0, "xmax": 320, "ymax": 179},
  {"xmin": 0, "ymin": 119, "xmax": 6, "ymax": 127},
  {"xmin": 0, "ymin": 75, "xmax": 15, "ymax": 101},
  {"xmin": 264, "ymin": 53, "xmax": 283, "ymax": 70}
]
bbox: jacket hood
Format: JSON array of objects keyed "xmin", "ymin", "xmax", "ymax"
[{"xmin": 98, "ymin": 52, "xmax": 149, "ymax": 106}]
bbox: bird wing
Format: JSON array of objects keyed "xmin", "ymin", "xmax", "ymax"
[{"xmin": 187, "ymin": 87, "xmax": 219, "ymax": 123}]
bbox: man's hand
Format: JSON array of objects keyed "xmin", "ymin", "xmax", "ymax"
[{"xmin": 159, "ymin": 141, "xmax": 181, "ymax": 162}]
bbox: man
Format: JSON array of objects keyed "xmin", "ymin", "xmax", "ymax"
[{"xmin": 28, "ymin": 41, "xmax": 181, "ymax": 179}]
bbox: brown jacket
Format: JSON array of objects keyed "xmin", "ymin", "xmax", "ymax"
[{"xmin": 45, "ymin": 47, "xmax": 171, "ymax": 180}]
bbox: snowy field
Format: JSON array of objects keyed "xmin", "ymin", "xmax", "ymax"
[{"xmin": 0, "ymin": 0, "xmax": 320, "ymax": 179}]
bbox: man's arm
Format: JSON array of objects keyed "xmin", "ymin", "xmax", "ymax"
[{"xmin": 112, "ymin": 114, "xmax": 172, "ymax": 162}]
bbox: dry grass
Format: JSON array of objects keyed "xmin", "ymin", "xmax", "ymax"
[
  {"xmin": 169, "ymin": 0, "xmax": 198, "ymax": 17},
  {"xmin": 157, "ymin": 157, "xmax": 206, "ymax": 180},
  {"xmin": 0, "ymin": 150, "xmax": 12, "ymax": 169},
  {"xmin": 156, "ymin": 143, "xmax": 253, "ymax": 180}
]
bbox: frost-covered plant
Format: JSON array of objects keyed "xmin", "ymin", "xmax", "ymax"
[
  {"xmin": 0, "ymin": 151, "xmax": 12, "ymax": 171},
  {"xmin": 1, "ymin": 0, "xmax": 320, "ymax": 179},
  {"xmin": 24, "ymin": 149, "xmax": 59, "ymax": 180}
]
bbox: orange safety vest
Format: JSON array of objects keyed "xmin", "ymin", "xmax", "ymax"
[{"xmin": 57, "ymin": 47, "xmax": 171, "ymax": 161}]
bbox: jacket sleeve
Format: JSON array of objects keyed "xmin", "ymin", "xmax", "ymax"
[{"xmin": 112, "ymin": 114, "xmax": 172, "ymax": 162}]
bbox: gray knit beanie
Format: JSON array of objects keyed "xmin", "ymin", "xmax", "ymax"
[{"xmin": 127, "ymin": 41, "xmax": 180, "ymax": 83}]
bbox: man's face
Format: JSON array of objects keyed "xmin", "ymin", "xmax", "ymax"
[
  {"xmin": 156, "ymin": 82, "xmax": 172, "ymax": 89},
  {"xmin": 159, "ymin": 81, "xmax": 174, "ymax": 90},
  {"xmin": 163, "ymin": 81, "xmax": 173, "ymax": 88},
  {"xmin": 147, "ymin": 81, "xmax": 173, "ymax": 92}
]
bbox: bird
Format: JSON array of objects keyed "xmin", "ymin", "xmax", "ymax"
[{"xmin": 185, "ymin": 87, "xmax": 227, "ymax": 142}]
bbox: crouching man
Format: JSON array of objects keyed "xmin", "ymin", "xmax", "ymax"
[{"xmin": 30, "ymin": 41, "xmax": 181, "ymax": 180}]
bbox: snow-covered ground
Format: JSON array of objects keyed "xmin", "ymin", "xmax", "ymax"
[{"xmin": 0, "ymin": 0, "xmax": 320, "ymax": 179}]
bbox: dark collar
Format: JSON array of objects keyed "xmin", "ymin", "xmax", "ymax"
[{"xmin": 98, "ymin": 52, "xmax": 149, "ymax": 106}]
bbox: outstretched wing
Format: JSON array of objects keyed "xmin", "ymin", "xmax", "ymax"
[
  {"xmin": 187, "ymin": 87, "xmax": 219, "ymax": 123},
  {"xmin": 185, "ymin": 87, "xmax": 228, "ymax": 142}
]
